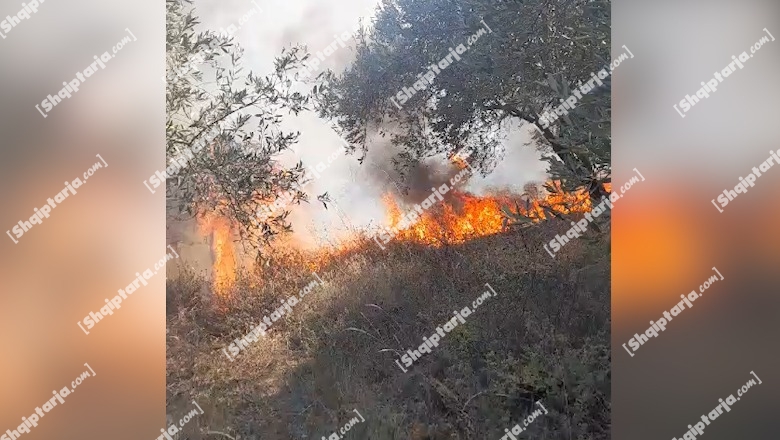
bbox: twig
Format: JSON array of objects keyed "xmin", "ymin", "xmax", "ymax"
[
  {"xmin": 461, "ymin": 391, "xmax": 487, "ymax": 412},
  {"xmin": 206, "ymin": 430, "xmax": 237, "ymax": 440}
]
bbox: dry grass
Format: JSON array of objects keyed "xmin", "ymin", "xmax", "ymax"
[{"xmin": 166, "ymin": 219, "xmax": 610, "ymax": 439}]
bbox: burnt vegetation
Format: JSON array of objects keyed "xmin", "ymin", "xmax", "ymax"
[{"xmin": 165, "ymin": 0, "xmax": 611, "ymax": 438}]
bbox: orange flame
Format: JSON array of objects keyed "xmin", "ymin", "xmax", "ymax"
[
  {"xmin": 381, "ymin": 182, "xmax": 596, "ymax": 246},
  {"xmin": 197, "ymin": 211, "xmax": 236, "ymax": 296},
  {"xmin": 191, "ymin": 171, "xmax": 606, "ymax": 292}
]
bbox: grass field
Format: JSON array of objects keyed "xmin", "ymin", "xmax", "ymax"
[{"xmin": 166, "ymin": 220, "xmax": 610, "ymax": 439}]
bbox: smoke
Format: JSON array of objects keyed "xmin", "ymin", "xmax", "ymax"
[
  {"xmin": 357, "ymin": 117, "xmax": 551, "ymax": 201},
  {"xmin": 182, "ymin": 0, "xmax": 550, "ymax": 254},
  {"xmin": 358, "ymin": 131, "xmax": 469, "ymax": 205}
]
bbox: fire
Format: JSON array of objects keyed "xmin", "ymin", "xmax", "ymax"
[
  {"xmin": 197, "ymin": 211, "xmax": 236, "ymax": 296},
  {"xmin": 192, "ymin": 175, "xmax": 604, "ymax": 294},
  {"xmin": 383, "ymin": 192, "xmax": 505, "ymax": 245},
  {"xmin": 381, "ymin": 181, "xmax": 595, "ymax": 246}
]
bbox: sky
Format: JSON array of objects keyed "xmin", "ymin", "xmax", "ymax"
[{"xmin": 192, "ymin": 0, "xmax": 550, "ymax": 247}]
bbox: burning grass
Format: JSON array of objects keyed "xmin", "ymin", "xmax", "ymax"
[
  {"xmin": 383, "ymin": 183, "xmax": 594, "ymax": 246},
  {"xmin": 166, "ymin": 220, "xmax": 610, "ymax": 439},
  {"xmin": 195, "ymin": 180, "xmax": 601, "ymax": 295}
]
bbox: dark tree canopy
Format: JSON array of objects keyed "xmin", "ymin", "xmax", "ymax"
[{"xmin": 316, "ymin": 0, "xmax": 611, "ymax": 201}]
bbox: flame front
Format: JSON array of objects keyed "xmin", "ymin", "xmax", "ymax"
[
  {"xmin": 192, "ymin": 179, "xmax": 603, "ymax": 294},
  {"xmin": 382, "ymin": 182, "xmax": 595, "ymax": 246}
]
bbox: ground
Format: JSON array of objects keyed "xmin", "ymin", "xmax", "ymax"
[{"xmin": 166, "ymin": 220, "xmax": 610, "ymax": 440}]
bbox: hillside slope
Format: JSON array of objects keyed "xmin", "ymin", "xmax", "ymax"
[{"xmin": 166, "ymin": 221, "xmax": 610, "ymax": 439}]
